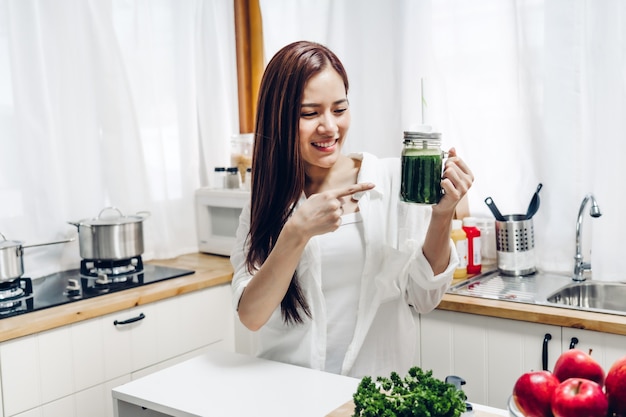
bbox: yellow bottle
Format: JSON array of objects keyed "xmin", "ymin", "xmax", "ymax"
[{"xmin": 451, "ymin": 219, "xmax": 468, "ymax": 279}]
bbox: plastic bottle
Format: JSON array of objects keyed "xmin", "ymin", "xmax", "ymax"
[
  {"xmin": 476, "ymin": 217, "xmax": 496, "ymax": 268},
  {"xmin": 462, "ymin": 217, "xmax": 482, "ymax": 275},
  {"xmin": 225, "ymin": 167, "xmax": 240, "ymax": 189},
  {"xmin": 451, "ymin": 219, "xmax": 468, "ymax": 279},
  {"xmin": 213, "ymin": 167, "xmax": 226, "ymax": 189}
]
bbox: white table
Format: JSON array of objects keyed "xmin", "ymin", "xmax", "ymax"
[
  {"xmin": 112, "ymin": 349, "xmax": 361, "ymax": 417},
  {"xmin": 112, "ymin": 349, "xmax": 509, "ymax": 417}
]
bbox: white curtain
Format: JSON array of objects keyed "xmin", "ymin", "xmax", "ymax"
[
  {"xmin": 259, "ymin": 0, "xmax": 626, "ymax": 280},
  {"xmin": 0, "ymin": 0, "xmax": 238, "ymax": 277}
]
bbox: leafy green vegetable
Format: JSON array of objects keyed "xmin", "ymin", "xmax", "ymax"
[{"xmin": 352, "ymin": 367, "xmax": 467, "ymax": 417}]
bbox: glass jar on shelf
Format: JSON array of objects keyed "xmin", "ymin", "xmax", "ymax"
[{"xmin": 231, "ymin": 133, "xmax": 253, "ymax": 186}]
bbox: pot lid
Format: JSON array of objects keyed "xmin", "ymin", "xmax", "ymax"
[
  {"xmin": 75, "ymin": 207, "xmax": 150, "ymax": 226},
  {"xmin": 0, "ymin": 233, "xmax": 22, "ymax": 249}
]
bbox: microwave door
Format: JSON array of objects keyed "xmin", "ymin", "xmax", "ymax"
[{"xmin": 195, "ymin": 189, "xmax": 249, "ymax": 256}]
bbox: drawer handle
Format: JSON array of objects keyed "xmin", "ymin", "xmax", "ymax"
[
  {"xmin": 542, "ymin": 333, "xmax": 552, "ymax": 371},
  {"xmin": 569, "ymin": 337, "xmax": 579, "ymax": 349},
  {"xmin": 114, "ymin": 313, "xmax": 146, "ymax": 326}
]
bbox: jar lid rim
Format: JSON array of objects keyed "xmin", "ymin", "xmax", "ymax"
[{"xmin": 403, "ymin": 131, "xmax": 441, "ymax": 139}]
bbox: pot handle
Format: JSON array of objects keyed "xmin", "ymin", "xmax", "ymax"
[
  {"xmin": 136, "ymin": 210, "xmax": 151, "ymax": 219},
  {"xmin": 67, "ymin": 221, "xmax": 88, "ymax": 229},
  {"xmin": 97, "ymin": 207, "xmax": 151, "ymax": 220},
  {"xmin": 98, "ymin": 206, "xmax": 124, "ymax": 219},
  {"xmin": 21, "ymin": 237, "xmax": 75, "ymax": 249}
]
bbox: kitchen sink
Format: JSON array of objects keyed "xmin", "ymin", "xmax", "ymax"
[
  {"xmin": 545, "ymin": 281, "xmax": 626, "ymax": 313},
  {"xmin": 447, "ymin": 269, "xmax": 626, "ymax": 316},
  {"xmin": 447, "ymin": 269, "xmax": 573, "ymax": 304}
]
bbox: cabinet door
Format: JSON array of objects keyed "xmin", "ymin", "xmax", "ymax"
[
  {"xmin": 561, "ymin": 327, "xmax": 626, "ymax": 371},
  {"xmin": 41, "ymin": 395, "xmax": 74, "ymax": 417},
  {"xmin": 0, "ymin": 371, "xmax": 3, "ymax": 417},
  {"xmin": 0, "ymin": 329, "xmax": 71, "ymax": 416},
  {"xmin": 75, "ymin": 375, "xmax": 130, "ymax": 417},
  {"xmin": 101, "ymin": 304, "xmax": 155, "ymax": 381},
  {"xmin": 1, "ymin": 284, "xmax": 235, "ymax": 417},
  {"xmin": 153, "ymin": 284, "xmax": 234, "ymax": 363},
  {"xmin": 420, "ymin": 310, "xmax": 561, "ymax": 409}
]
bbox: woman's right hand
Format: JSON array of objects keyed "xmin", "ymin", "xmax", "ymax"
[{"xmin": 288, "ymin": 182, "xmax": 375, "ymax": 238}]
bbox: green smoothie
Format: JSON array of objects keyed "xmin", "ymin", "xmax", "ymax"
[{"xmin": 400, "ymin": 153, "xmax": 442, "ymax": 204}]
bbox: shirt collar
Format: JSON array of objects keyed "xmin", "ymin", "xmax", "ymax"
[
  {"xmin": 296, "ymin": 152, "xmax": 384, "ymax": 204},
  {"xmin": 348, "ymin": 152, "xmax": 384, "ymax": 201}
]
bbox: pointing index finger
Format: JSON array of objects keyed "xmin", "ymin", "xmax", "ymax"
[{"xmin": 330, "ymin": 182, "xmax": 376, "ymax": 199}]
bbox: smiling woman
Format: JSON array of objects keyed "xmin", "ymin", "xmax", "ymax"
[{"xmin": 230, "ymin": 40, "xmax": 474, "ymax": 379}]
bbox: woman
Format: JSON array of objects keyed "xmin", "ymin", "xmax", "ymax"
[{"xmin": 230, "ymin": 41, "xmax": 474, "ymax": 378}]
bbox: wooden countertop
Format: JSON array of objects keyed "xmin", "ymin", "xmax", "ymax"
[
  {"xmin": 438, "ymin": 293, "xmax": 626, "ymax": 336},
  {"xmin": 2, "ymin": 253, "xmax": 624, "ymax": 344},
  {"xmin": 439, "ymin": 273, "xmax": 626, "ymax": 336},
  {"xmin": 0, "ymin": 253, "xmax": 233, "ymax": 343}
]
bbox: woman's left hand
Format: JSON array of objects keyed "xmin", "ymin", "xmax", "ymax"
[{"xmin": 434, "ymin": 147, "xmax": 474, "ymax": 214}]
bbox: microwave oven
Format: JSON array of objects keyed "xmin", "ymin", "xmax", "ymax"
[{"xmin": 195, "ymin": 188, "xmax": 249, "ymax": 256}]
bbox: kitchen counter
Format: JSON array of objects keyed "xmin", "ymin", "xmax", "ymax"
[
  {"xmin": 2, "ymin": 253, "xmax": 625, "ymax": 344},
  {"xmin": 440, "ymin": 284, "xmax": 626, "ymax": 337},
  {"xmin": 112, "ymin": 349, "xmax": 509, "ymax": 417},
  {"xmin": 0, "ymin": 253, "xmax": 233, "ymax": 343}
]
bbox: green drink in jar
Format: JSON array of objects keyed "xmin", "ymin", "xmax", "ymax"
[{"xmin": 400, "ymin": 131, "xmax": 443, "ymax": 205}]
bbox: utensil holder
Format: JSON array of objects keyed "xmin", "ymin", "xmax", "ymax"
[{"xmin": 495, "ymin": 214, "xmax": 536, "ymax": 276}]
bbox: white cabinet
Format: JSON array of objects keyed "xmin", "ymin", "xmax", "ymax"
[
  {"xmin": 0, "ymin": 373, "xmax": 3, "ymax": 417},
  {"xmin": 0, "ymin": 284, "xmax": 234, "ymax": 417},
  {"xmin": 420, "ymin": 309, "xmax": 626, "ymax": 409},
  {"xmin": 561, "ymin": 327, "xmax": 626, "ymax": 371},
  {"xmin": 420, "ymin": 310, "xmax": 561, "ymax": 409}
]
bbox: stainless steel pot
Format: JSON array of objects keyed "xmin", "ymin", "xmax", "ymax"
[
  {"xmin": 68, "ymin": 207, "xmax": 150, "ymax": 261},
  {"xmin": 0, "ymin": 233, "xmax": 74, "ymax": 283}
]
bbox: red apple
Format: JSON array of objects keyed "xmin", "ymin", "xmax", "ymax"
[
  {"xmin": 513, "ymin": 370, "xmax": 560, "ymax": 417},
  {"xmin": 606, "ymin": 355, "xmax": 626, "ymax": 417},
  {"xmin": 552, "ymin": 348, "xmax": 605, "ymax": 386},
  {"xmin": 551, "ymin": 378, "xmax": 608, "ymax": 417}
]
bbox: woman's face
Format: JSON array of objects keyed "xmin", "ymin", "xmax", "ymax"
[{"xmin": 299, "ymin": 66, "xmax": 351, "ymax": 171}]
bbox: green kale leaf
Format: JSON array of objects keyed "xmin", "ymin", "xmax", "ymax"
[{"xmin": 352, "ymin": 367, "xmax": 467, "ymax": 417}]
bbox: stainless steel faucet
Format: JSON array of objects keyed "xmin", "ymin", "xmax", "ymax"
[{"xmin": 573, "ymin": 193, "xmax": 602, "ymax": 281}]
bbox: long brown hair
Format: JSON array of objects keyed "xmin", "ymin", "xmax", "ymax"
[{"xmin": 246, "ymin": 41, "xmax": 349, "ymax": 324}]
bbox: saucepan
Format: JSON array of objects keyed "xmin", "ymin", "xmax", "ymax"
[
  {"xmin": 67, "ymin": 207, "xmax": 150, "ymax": 261},
  {"xmin": 0, "ymin": 233, "xmax": 74, "ymax": 283}
]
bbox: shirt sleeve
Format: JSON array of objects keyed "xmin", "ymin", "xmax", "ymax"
[
  {"xmin": 404, "ymin": 238, "xmax": 458, "ymax": 313},
  {"xmin": 396, "ymin": 197, "xmax": 459, "ymax": 313}
]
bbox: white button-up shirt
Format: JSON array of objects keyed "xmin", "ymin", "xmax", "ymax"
[{"xmin": 230, "ymin": 152, "xmax": 458, "ymax": 378}]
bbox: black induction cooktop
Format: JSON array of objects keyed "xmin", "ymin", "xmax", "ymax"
[{"xmin": 0, "ymin": 264, "xmax": 195, "ymax": 320}]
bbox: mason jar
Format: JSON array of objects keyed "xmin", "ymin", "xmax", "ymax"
[{"xmin": 400, "ymin": 131, "xmax": 443, "ymax": 205}]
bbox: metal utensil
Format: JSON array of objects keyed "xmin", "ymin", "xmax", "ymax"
[
  {"xmin": 525, "ymin": 183, "xmax": 543, "ymax": 219},
  {"xmin": 484, "ymin": 197, "xmax": 506, "ymax": 221}
]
